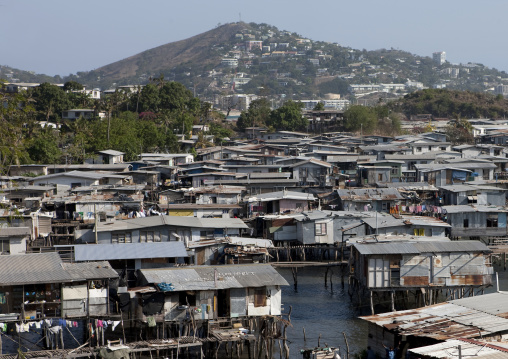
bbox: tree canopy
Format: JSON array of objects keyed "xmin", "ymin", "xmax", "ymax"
[
  {"xmin": 266, "ymin": 100, "xmax": 308, "ymax": 131},
  {"xmin": 343, "ymin": 105, "xmax": 378, "ymax": 134}
]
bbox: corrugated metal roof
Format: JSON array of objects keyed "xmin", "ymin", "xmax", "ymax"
[
  {"xmin": 337, "ymin": 188, "xmax": 404, "ymax": 201},
  {"xmin": 449, "ymin": 292, "xmax": 508, "ymax": 315},
  {"xmin": 443, "ymin": 205, "xmax": 508, "ymax": 213},
  {"xmin": 96, "ymin": 215, "xmax": 248, "ymax": 232},
  {"xmin": 361, "ymin": 292, "xmax": 508, "ymax": 340},
  {"xmin": 139, "ymin": 264, "xmax": 289, "ymax": 290},
  {"xmin": 354, "ymin": 242, "xmax": 420, "ymax": 255},
  {"xmin": 74, "ymin": 242, "xmax": 188, "ymax": 261},
  {"xmin": 62, "ymin": 261, "xmax": 119, "ymax": 280},
  {"xmin": 354, "ymin": 240, "xmax": 489, "ymax": 255},
  {"xmin": 414, "ymin": 241, "xmax": 491, "ymax": 253},
  {"xmin": 410, "ymin": 339, "xmax": 508, "ymax": 359},
  {"xmin": 0, "ymin": 227, "xmax": 30, "ymax": 237},
  {"xmin": 0, "ymin": 253, "xmax": 117, "ymax": 285},
  {"xmin": 362, "ymin": 215, "xmax": 405, "ymax": 229}
]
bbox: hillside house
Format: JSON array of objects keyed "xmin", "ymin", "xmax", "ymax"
[
  {"xmin": 85, "ymin": 150, "xmax": 124, "ymax": 165},
  {"xmin": 443, "ymin": 205, "xmax": 508, "ymax": 240},
  {"xmin": 247, "ymin": 190, "xmax": 316, "ymax": 216},
  {"xmin": 439, "ymin": 184, "xmax": 506, "ymax": 206},
  {"xmin": 337, "ymin": 188, "xmax": 404, "ymax": 212}
]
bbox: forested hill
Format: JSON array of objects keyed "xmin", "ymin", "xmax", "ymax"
[{"xmin": 387, "ymin": 89, "xmax": 508, "ymax": 119}]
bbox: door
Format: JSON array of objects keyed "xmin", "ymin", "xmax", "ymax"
[{"xmin": 217, "ymin": 289, "xmax": 230, "ymax": 318}]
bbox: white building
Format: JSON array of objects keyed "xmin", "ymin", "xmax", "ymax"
[
  {"xmin": 433, "ymin": 51, "xmax": 446, "ymax": 65},
  {"xmin": 221, "ymin": 58, "xmax": 238, "ymax": 67}
]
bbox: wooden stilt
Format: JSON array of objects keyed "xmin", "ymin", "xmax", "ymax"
[{"xmin": 370, "ymin": 291, "xmax": 375, "ymax": 315}]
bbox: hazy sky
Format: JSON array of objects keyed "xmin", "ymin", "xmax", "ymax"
[{"xmin": 2, "ymin": 0, "xmax": 508, "ymax": 76}]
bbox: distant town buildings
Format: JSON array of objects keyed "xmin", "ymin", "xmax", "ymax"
[{"xmin": 433, "ymin": 51, "xmax": 446, "ymax": 65}]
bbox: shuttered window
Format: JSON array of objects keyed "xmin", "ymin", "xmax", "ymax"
[{"xmin": 254, "ymin": 288, "xmax": 266, "ymax": 307}]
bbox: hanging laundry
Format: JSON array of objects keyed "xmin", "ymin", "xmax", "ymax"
[
  {"xmin": 112, "ymin": 321, "xmax": 120, "ymax": 331},
  {"xmin": 16, "ymin": 323, "xmax": 25, "ymax": 333},
  {"xmin": 147, "ymin": 316, "xmax": 156, "ymax": 327}
]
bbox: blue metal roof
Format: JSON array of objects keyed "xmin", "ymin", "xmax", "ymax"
[{"xmin": 74, "ymin": 242, "xmax": 188, "ymax": 261}]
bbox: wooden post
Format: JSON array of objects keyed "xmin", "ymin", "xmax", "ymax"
[
  {"xmin": 370, "ymin": 291, "xmax": 374, "ymax": 315},
  {"xmin": 303, "ymin": 327, "xmax": 306, "ymax": 342},
  {"xmin": 318, "ymin": 333, "xmax": 321, "ymax": 347},
  {"xmin": 391, "ymin": 291, "xmax": 395, "ymax": 312},
  {"xmin": 342, "ymin": 332, "xmax": 350, "ymax": 359},
  {"xmin": 291, "ymin": 267, "xmax": 298, "ymax": 292}
]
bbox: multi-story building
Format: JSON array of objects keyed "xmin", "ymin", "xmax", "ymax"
[{"xmin": 433, "ymin": 51, "xmax": 446, "ymax": 65}]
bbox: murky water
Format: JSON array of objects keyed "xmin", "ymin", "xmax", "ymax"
[{"xmin": 277, "ymin": 267, "xmax": 367, "ymax": 358}]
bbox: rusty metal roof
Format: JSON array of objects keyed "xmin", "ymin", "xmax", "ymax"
[{"xmin": 361, "ymin": 292, "xmax": 508, "ymax": 340}]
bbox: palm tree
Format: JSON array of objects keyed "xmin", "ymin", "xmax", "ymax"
[{"xmin": 194, "ymin": 131, "xmax": 212, "ymax": 149}]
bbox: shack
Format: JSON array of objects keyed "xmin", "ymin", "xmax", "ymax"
[
  {"xmin": 134, "ymin": 264, "xmax": 288, "ymax": 323},
  {"xmin": 0, "ymin": 253, "xmax": 118, "ymax": 321},
  {"xmin": 361, "ymin": 292, "xmax": 508, "ymax": 358},
  {"xmin": 443, "ymin": 204, "xmax": 508, "ymax": 240},
  {"xmin": 350, "ymin": 241, "xmax": 492, "ymax": 290}
]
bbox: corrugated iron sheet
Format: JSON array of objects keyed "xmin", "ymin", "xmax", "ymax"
[
  {"xmin": 139, "ymin": 264, "xmax": 289, "ymax": 291},
  {"xmin": 74, "ymin": 242, "xmax": 188, "ymax": 261},
  {"xmin": 361, "ymin": 293, "xmax": 508, "ymax": 340},
  {"xmin": 0, "ymin": 253, "xmax": 117, "ymax": 286},
  {"xmin": 354, "ymin": 242, "xmax": 420, "ymax": 255}
]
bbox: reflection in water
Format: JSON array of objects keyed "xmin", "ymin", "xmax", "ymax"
[{"xmin": 278, "ymin": 267, "xmax": 367, "ymax": 358}]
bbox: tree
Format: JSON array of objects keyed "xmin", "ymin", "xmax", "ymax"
[
  {"xmin": 445, "ymin": 118, "xmax": 474, "ymax": 144},
  {"xmin": 159, "ymin": 81, "xmax": 194, "ymax": 113},
  {"xmin": 135, "ymin": 83, "xmax": 160, "ymax": 112},
  {"xmin": 26, "ymin": 128, "xmax": 61, "ymax": 164},
  {"xmin": 267, "ymin": 100, "xmax": 308, "ymax": 131},
  {"xmin": 313, "ymin": 102, "xmax": 325, "ymax": 111},
  {"xmin": 237, "ymin": 98, "xmax": 272, "ymax": 131},
  {"xmin": 209, "ymin": 122, "xmax": 233, "ymax": 143},
  {"xmin": 194, "ymin": 132, "xmax": 213, "ymax": 149},
  {"xmin": 343, "ymin": 105, "xmax": 378, "ymax": 133},
  {"xmin": 31, "ymin": 83, "xmax": 70, "ymax": 121},
  {"xmin": 63, "ymin": 81, "xmax": 84, "ymax": 92}
]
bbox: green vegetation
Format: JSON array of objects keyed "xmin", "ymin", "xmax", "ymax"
[
  {"xmin": 389, "ymin": 89, "xmax": 508, "ymax": 119},
  {"xmin": 0, "ymin": 78, "xmax": 232, "ymax": 174},
  {"xmin": 237, "ymin": 99, "xmax": 307, "ymax": 131}
]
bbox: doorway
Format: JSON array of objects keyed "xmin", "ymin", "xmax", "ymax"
[{"xmin": 217, "ymin": 289, "xmax": 230, "ymax": 318}]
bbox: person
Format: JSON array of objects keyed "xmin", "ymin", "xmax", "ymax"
[{"xmin": 383, "ymin": 342, "xmax": 400, "ymax": 359}]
